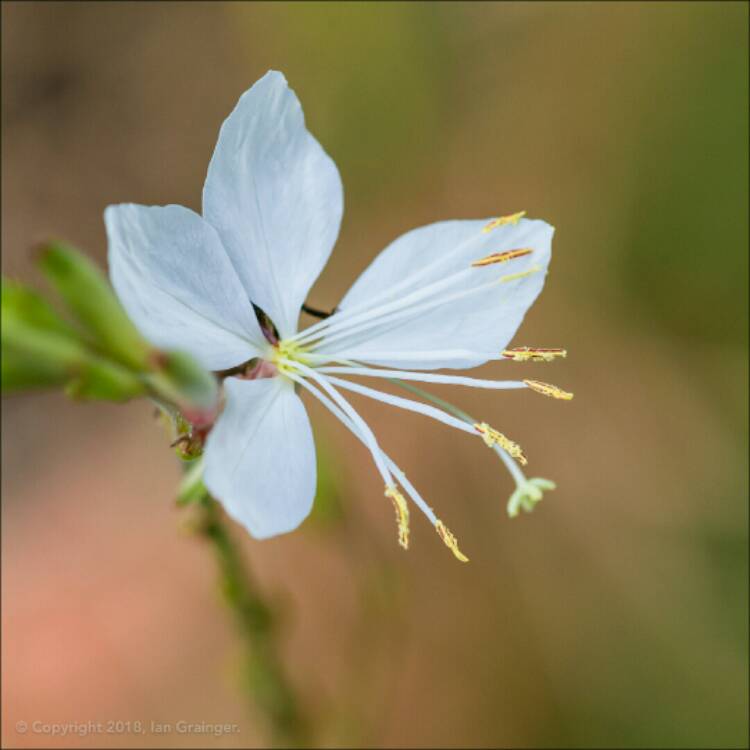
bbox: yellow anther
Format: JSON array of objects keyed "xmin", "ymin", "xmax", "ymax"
[
  {"xmin": 483, "ymin": 211, "xmax": 526, "ymax": 233},
  {"xmin": 435, "ymin": 520, "xmax": 469, "ymax": 562},
  {"xmin": 385, "ymin": 485, "xmax": 410, "ymax": 550},
  {"xmin": 471, "ymin": 248, "xmax": 533, "ymax": 268},
  {"xmin": 503, "ymin": 347, "xmax": 567, "ymax": 362},
  {"xmin": 524, "ymin": 379, "xmax": 574, "ymax": 400},
  {"xmin": 474, "ymin": 422, "xmax": 527, "ymax": 465}
]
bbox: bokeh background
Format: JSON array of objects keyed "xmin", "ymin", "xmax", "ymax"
[{"xmin": 2, "ymin": 2, "xmax": 748, "ymax": 748}]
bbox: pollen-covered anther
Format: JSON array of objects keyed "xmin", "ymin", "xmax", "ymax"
[
  {"xmin": 385, "ymin": 484, "xmax": 410, "ymax": 550},
  {"xmin": 474, "ymin": 422, "xmax": 527, "ymax": 465},
  {"xmin": 435, "ymin": 520, "xmax": 469, "ymax": 562},
  {"xmin": 482, "ymin": 210, "xmax": 526, "ymax": 233},
  {"xmin": 471, "ymin": 248, "xmax": 533, "ymax": 268},
  {"xmin": 503, "ymin": 347, "xmax": 567, "ymax": 362},
  {"xmin": 524, "ymin": 379, "xmax": 574, "ymax": 400}
]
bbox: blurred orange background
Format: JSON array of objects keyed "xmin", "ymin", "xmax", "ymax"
[{"xmin": 2, "ymin": 2, "xmax": 748, "ymax": 748}]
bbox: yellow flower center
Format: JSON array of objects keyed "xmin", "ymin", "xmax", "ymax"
[{"xmin": 271, "ymin": 338, "xmax": 312, "ymax": 375}]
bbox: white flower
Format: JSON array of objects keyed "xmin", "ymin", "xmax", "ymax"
[{"xmin": 105, "ymin": 71, "xmax": 572, "ymax": 560}]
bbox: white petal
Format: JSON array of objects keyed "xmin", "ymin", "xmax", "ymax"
[
  {"xmin": 202, "ymin": 70, "xmax": 343, "ymax": 339},
  {"xmin": 340, "ymin": 219, "xmax": 491, "ymax": 310},
  {"xmin": 203, "ymin": 376, "xmax": 316, "ymax": 539},
  {"xmin": 324, "ymin": 218, "xmax": 553, "ymax": 369},
  {"xmin": 105, "ymin": 203, "xmax": 266, "ymax": 370}
]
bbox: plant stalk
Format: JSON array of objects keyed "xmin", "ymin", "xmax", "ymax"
[{"xmin": 193, "ymin": 493, "xmax": 310, "ymax": 748}]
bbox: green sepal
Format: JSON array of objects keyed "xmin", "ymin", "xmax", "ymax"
[{"xmin": 36, "ymin": 240, "xmax": 152, "ymax": 371}]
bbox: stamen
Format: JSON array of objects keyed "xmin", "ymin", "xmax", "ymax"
[
  {"xmin": 288, "ymin": 361, "xmax": 395, "ymax": 484},
  {"xmin": 385, "ymin": 484, "xmax": 410, "ymax": 550},
  {"xmin": 288, "ymin": 368, "xmax": 439, "ymax": 528},
  {"xmin": 471, "ymin": 248, "xmax": 533, "ymax": 267},
  {"xmin": 503, "ymin": 347, "xmax": 567, "ymax": 362},
  {"xmin": 322, "ymin": 374, "xmax": 479, "ymax": 438},
  {"xmin": 316, "ymin": 364, "xmax": 527, "ymax": 391},
  {"xmin": 474, "ymin": 422, "xmax": 527, "ymax": 465},
  {"xmin": 482, "ymin": 211, "xmax": 526, "ymax": 233},
  {"xmin": 435, "ymin": 520, "xmax": 469, "ymax": 562},
  {"xmin": 524, "ymin": 379, "xmax": 574, "ymax": 400}
]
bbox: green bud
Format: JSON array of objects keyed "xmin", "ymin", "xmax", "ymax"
[
  {"xmin": 3, "ymin": 314, "xmax": 87, "ymax": 370},
  {"xmin": 37, "ymin": 241, "xmax": 151, "ymax": 371},
  {"xmin": 2, "ymin": 315, "xmax": 144, "ymax": 401},
  {"xmin": 2, "ymin": 278, "xmax": 81, "ymax": 339},
  {"xmin": 64, "ymin": 358, "xmax": 146, "ymax": 402},
  {"xmin": 2, "ymin": 338, "xmax": 71, "ymax": 391}
]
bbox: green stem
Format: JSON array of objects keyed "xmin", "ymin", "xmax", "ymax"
[{"xmin": 194, "ymin": 493, "xmax": 310, "ymax": 748}]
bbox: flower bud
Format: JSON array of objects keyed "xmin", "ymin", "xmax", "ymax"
[
  {"xmin": 37, "ymin": 241, "xmax": 152, "ymax": 371},
  {"xmin": 2, "ymin": 316, "xmax": 144, "ymax": 401}
]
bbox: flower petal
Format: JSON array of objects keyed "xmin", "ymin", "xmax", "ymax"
[
  {"xmin": 323, "ymin": 218, "xmax": 553, "ymax": 369},
  {"xmin": 202, "ymin": 70, "xmax": 343, "ymax": 339},
  {"xmin": 105, "ymin": 203, "xmax": 266, "ymax": 370},
  {"xmin": 203, "ymin": 376, "xmax": 316, "ymax": 539}
]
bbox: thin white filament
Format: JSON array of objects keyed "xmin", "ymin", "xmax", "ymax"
[{"xmin": 316, "ymin": 365, "xmax": 527, "ymax": 390}]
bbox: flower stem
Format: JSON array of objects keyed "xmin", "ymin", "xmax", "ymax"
[{"xmin": 193, "ymin": 493, "xmax": 310, "ymax": 747}]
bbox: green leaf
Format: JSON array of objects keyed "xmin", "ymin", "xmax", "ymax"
[{"xmin": 37, "ymin": 240, "xmax": 152, "ymax": 370}]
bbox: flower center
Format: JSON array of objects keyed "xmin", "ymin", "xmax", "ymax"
[{"xmin": 271, "ymin": 338, "xmax": 312, "ymax": 376}]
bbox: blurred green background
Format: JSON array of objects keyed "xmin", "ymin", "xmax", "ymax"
[{"xmin": 2, "ymin": 2, "xmax": 747, "ymax": 748}]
